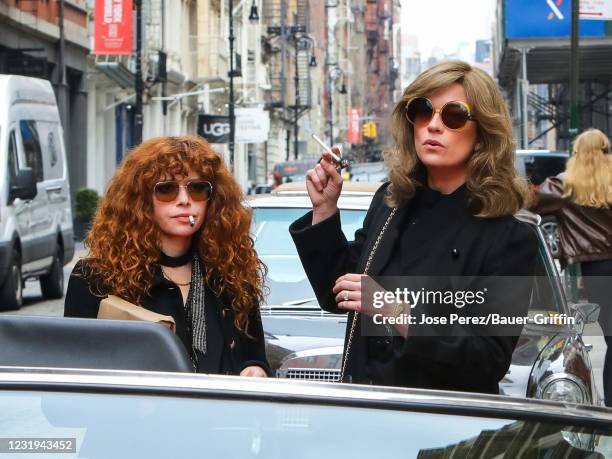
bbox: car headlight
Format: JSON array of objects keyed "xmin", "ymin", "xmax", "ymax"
[{"xmin": 538, "ymin": 373, "xmax": 588, "ymax": 404}]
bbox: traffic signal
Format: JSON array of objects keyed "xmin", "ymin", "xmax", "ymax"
[{"xmin": 362, "ymin": 122, "xmax": 377, "ymax": 139}]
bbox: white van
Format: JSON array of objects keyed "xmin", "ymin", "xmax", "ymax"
[{"xmin": 0, "ymin": 75, "xmax": 75, "ymax": 310}]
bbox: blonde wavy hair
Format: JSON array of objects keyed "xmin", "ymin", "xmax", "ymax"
[
  {"xmin": 385, "ymin": 60, "xmax": 531, "ymax": 217},
  {"xmin": 82, "ymin": 136, "xmax": 267, "ymax": 335},
  {"xmin": 563, "ymin": 128, "xmax": 612, "ymax": 208}
]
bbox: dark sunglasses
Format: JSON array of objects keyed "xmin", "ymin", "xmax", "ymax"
[
  {"xmin": 405, "ymin": 97, "xmax": 476, "ymax": 131},
  {"xmin": 153, "ymin": 180, "xmax": 213, "ymax": 202}
]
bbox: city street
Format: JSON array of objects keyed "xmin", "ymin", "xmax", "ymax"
[{"xmin": 2, "ymin": 243, "xmax": 85, "ymax": 317}]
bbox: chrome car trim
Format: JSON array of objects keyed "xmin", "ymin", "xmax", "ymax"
[
  {"xmin": 0, "ymin": 367, "xmax": 610, "ymax": 425},
  {"xmin": 284, "ymin": 368, "xmax": 341, "ymax": 382},
  {"xmin": 535, "ymin": 372, "xmax": 589, "ymax": 402},
  {"xmin": 515, "ymin": 209, "xmax": 542, "ymax": 226},
  {"xmin": 284, "ymin": 346, "xmax": 344, "ymax": 359}
]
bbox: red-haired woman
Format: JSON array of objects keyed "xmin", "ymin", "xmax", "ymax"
[{"xmin": 64, "ymin": 136, "xmax": 269, "ymax": 376}]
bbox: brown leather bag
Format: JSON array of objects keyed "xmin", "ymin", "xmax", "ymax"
[{"xmin": 97, "ymin": 295, "xmax": 176, "ymax": 332}]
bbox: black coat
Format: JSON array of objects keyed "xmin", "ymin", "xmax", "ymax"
[
  {"xmin": 290, "ymin": 182, "xmax": 538, "ymax": 394},
  {"xmin": 64, "ymin": 260, "xmax": 270, "ymax": 376}
]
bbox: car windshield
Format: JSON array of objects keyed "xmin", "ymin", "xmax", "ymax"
[
  {"xmin": 2, "ymin": 389, "xmax": 611, "ymax": 458},
  {"xmin": 252, "ymin": 208, "xmax": 367, "ymax": 306}
]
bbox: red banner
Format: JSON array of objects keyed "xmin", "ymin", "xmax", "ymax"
[
  {"xmin": 94, "ymin": 0, "xmax": 133, "ymax": 55},
  {"xmin": 348, "ymin": 108, "xmax": 362, "ymax": 145}
]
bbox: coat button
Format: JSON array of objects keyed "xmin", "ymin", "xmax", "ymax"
[
  {"xmin": 230, "ymin": 339, "xmax": 236, "ymax": 350},
  {"xmin": 451, "ymin": 248, "xmax": 460, "ymax": 259}
]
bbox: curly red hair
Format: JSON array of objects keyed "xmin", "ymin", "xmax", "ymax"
[{"xmin": 82, "ymin": 136, "xmax": 266, "ymax": 335}]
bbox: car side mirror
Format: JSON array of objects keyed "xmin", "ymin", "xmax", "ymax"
[
  {"xmin": 570, "ymin": 302, "xmax": 600, "ymax": 325},
  {"xmin": 10, "ymin": 167, "xmax": 37, "ymax": 201}
]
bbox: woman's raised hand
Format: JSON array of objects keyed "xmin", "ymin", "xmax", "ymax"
[{"xmin": 306, "ymin": 148, "xmax": 343, "ymax": 224}]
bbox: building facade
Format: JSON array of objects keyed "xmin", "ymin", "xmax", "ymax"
[
  {"xmin": 86, "ymin": 0, "xmax": 200, "ymax": 193},
  {"xmin": 0, "ymin": 0, "xmax": 89, "ymax": 192}
]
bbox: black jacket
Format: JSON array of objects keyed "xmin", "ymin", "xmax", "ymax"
[
  {"xmin": 64, "ymin": 260, "xmax": 270, "ymax": 376},
  {"xmin": 290, "ymin": 183, "xmax": 538, "ymax": 394}
]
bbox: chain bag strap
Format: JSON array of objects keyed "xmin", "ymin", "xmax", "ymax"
[{"xmin": 339, "ymin": 207, "xmax": 397, "ymax": 382}]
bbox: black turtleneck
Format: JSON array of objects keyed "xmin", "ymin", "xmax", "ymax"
[{"xmin": 384, "ymin": 183, "xmax": 471, "ymax": 276}]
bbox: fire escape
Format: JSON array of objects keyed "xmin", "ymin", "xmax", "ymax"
[
  {"xmin": 527, "ymin": 83, "xmax": 612, "ymax": 149},
  {"xmin": 263, "ymin": 0, "xmax": 313, "ymax": 158}
]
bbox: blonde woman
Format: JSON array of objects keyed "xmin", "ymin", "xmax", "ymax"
[
  {"xmin": 290, "ymin": 61, "xmax": 538, "ymax": 393},
  {"xmin": 534, "ymin": 128, "xmax": 612, "ymax": 406}
]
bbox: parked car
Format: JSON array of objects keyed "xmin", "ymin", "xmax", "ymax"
[
  {"xmin": 248, "ymin": 182, "xmax": 600, "ymax": 405},
  {"xmin": 348, "ymin": 161, "xmax": 387, "ymax": 182},
  {"xmin": 515, "ymin": 150, "xmax": 570, "ymax": 258},
  {"xmin": 0, "ymin": 75, "xmax": 75, "ymax": 310},
  {"xmin": 252, "ymin": 183, "xmax": 273, "ymax": 195},
  {"xmin": 0, "ymin": 364, "xmax": 610, "ymax": 457}
]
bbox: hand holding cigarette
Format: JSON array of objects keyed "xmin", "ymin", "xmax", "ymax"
[
  {"xmin": 306, "ymin": 135, "xmax": 344, "ymax": 224},
  {"xmin": 312, "ymin": 135, "xmax": 350, "ymax": 169}
]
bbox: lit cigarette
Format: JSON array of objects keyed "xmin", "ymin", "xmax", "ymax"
[
  {"xmin": 312, "ymin": 134, "xmax": 341, "ymax": 162},
  {"xmin": 188, "ymin": 215, "xmax": 195, "ymax": 226},
  {"xmin": 312, "ymin": 134, "xmax": 349, "ymax": 169}
]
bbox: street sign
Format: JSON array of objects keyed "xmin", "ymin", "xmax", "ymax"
[
  {"xmin": 348, "ymin": 108, "xmax": 362, "ymax": 145},
  {"xmin": 197, "ymin": 114, "xmax": 230, "ymax": 144},
  {"xmin": 235, "ymin": 108, "xmax": 270, "ymax": 144},
  {"xmin": 580, "ymin": 0, "xmax": 612, "ymax": 20},
  {"xmin": 504, "ymin": 0, "xmax": 605, "ymax": 39}
]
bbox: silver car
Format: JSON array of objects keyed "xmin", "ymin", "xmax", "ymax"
[
  {"xmin": 0, "ymin": 366, "xmax": 611, "ymax": 457},
  {"xmin": 249, "ymin": 182, "xmax": 600, "ymax": 405}
]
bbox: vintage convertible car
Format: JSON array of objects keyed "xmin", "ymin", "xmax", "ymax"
[
  {"xmin": 0, "ymin": 366, "xmax": 610, "ymax": 457},
  {"xmin": 0, "ymin": 311, "xmax": 609, "ymax": 457},
  {"xmin": 249, "ymin": 182, "xmax": 601, "ymax": 405}
]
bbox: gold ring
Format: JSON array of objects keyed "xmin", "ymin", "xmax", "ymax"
[{"xmin": 343, "ymin": 291, "xmax": 349, "ymax": 302}]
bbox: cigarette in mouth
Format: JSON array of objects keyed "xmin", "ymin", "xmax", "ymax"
[{"xmin": 189, "ymin": 215, "xmax": 195, "ymax": 226}]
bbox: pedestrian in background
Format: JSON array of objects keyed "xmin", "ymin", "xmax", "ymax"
[
  {"xmin": 64, "ymin": 136, "xmax": 269, "ymax": 377},
  {"xmin": 533, "ymin": 128, "xmax": 612, "ymax": 406},
  {"xmin": 290, "ymin": 61, "xmax": 538, "ymax": 393}
]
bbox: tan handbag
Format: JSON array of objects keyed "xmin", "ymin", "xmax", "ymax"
[{"xmin": 97, "ymin": 295, "xmax": 176, "ymax": 333}]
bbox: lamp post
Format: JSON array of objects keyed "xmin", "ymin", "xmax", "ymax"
[
  {"xmin": 569, "ymin": 0, "xmax": 580, "ymax": 141},
  {"xmin": 293, "ymin": 34, "xmax": 300, "ymax": 160},
  {"xmin": 327, "ymin": 66, "xmax": 344, "ymax": 146},
  {"xmin": 134, "ymin": 0, "xmax": 143, "ymax": 145},
  {"xmin": 228, "ymin": 0, "xmax": 237, "ymax": 168},
  {"xmin": 226, "ymin": 0, "xmax": 259, "ymax": 169},
  {"xmin": 291, "ymin": 33, "xmax": 316, "ymax": 159}
]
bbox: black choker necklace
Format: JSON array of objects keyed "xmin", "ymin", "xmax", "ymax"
[{"xmin": 160, "ymin": 249, "xmax": 192, "ymax": 267}]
